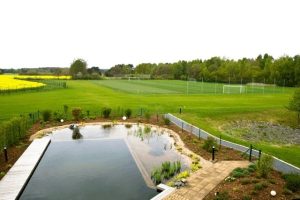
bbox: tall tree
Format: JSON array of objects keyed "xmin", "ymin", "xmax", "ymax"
[
  {"xmin": 288, "ymin": 89, "xmax": 300, "ymax": 124},
  {"xmin": 70, "ymin": 59, "xmax": 87, "ymax": 78}
]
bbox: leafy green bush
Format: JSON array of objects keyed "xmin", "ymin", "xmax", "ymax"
[
  {"xmin": 144, "ymin": 112, "xmax": 151, "ymax": 121},
  {"xmin": 256, "ymin": 154, "xmax": 273, "ymax": 178},
  {"xmin": 242, "ymin": 195, "xmax": 252, "ymax": 200},
  {"xmin": 283, "ymin": 173, "xmax": 300, "ymax": 192},
  {"xmin": 53, "ymin": 111, "xmax": 64, "ymax": 122},
  {"xmin": 230, "ymin": 167, "xmax": 249, "ymax": 178},
  {"xmin": 144, "ymin": 126, "xmax": 151, "ymax": 134},
  {"xmin": 72, "ymin": 108, "xmax": 82, "ymax": 121},
  {"xmin": 163, "ymin": 117, "xmax": 170, "ymax": 125},
  {"xmin": 214, "ymin": 191, "xmax": 230, "ymax": 200},
  {"xmin": 254, "ymin": 183, "xmax": 264, "ymax": 191},
  {"xmin": 241, "ymin": 178, "xmax": 251, "ymax": 185},
  {"xmin": 102, "ymin": 107, "xmax": 112, "ymax": 118},
  {"xmin": 42, "ymin": 110, "xmax": 52, "ymax": 122},
  {"xmin": 203, "ymin": 136, "xmax": 217, "ymax": 153},
  {"xmin": 124, "ymin": 109, "xmax": 132, "ymax": 118},
  {"xmin": 247, "ymin": 164, "xmax": 257, "ymax": 173},
  {"xmin": 0, "ymin": 116, "xmax": 34, "ymax": 148},
  {"xmin": 63, "ymin": 105, "xmax": 68, "ymax": 117}
]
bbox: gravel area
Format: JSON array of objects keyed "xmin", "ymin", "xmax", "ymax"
[{"xmin": 221, "ymin": 120, "xmax": 300, "ymax": 145}]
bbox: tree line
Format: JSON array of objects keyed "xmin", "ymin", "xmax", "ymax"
[
  {"xmin": 2, "ymin": 54, "xmax": 300, "ymax": 86},
  {"xmin": 105, "ymin": 54, "xmax": 300, "ymax": 87}
]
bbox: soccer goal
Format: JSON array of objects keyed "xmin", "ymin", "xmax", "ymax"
[{"xmin": 223, "ymin": 85, "xmax": 246, "ymax": 94}]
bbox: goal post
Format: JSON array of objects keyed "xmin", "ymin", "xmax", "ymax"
[{"xmin": 223, "ymin": 85, "xmax": 246, "ymax": 94}]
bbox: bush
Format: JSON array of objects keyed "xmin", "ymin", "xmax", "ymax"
[
  {"xmin": 231, "ymin": 167, "xmax": 249, "ymax": 178},
  {"xmin": 242, "ymin": 195, "xmax": 252, "ymax": 200},
  {"xmin": 124, "ymin": 109, "xmax": 132, "ymax": 118},
  {"xmin": 256, "ymin": 154, "xmax": 273, "ymax": 178},
  {"xmin": 53, "ymin": 111, "xmax": 64, "ymax": 122},
  {"xmin": 254, "ymin": 183, "xmax": 265, "ymax": 191},
  {"xmin": 163, "ymin": 117, "xmax": 170, "ymax": 125},
  {"xmin": 42, "ymin": 110, "xmax": 52, "ymax": 122},
  {"xmin": 241, "ymin": 178, "xmax": 251, "ymax": 185},
  {"xmin": 102, "ymin": 107, "xmax": 112, "ymax": 118},
  {"xmin": 247, "ymin": 164, "xmax": 257, "ymax": 173},
  {"xmin": 144, "ymin": 112, "xmax": 151, "ymax": 121},
  {"xmin": 283, "ymin": 173, "xmax": 300, "ymax": 192},
  {"xmin": 214, "ymin": 191, "xmax": 230, "ymax": 200},
  {"xmin": 72, "ymin": 108, "xmax": 82, "ymax": 121},
  {"xmin": 203, "ymin": 136, "xmax": 217, "ymax": 153},
  {"xmin": 63, "ymin": 105, "xmax": 68, "ymax": 116}
]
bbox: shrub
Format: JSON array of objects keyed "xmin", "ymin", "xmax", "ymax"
[
  {"xmin": 214, "ymin": 191, "xmax": 230, "ymax": 200},
  {"xmin": 176, "ymin": 171, "xmax": 190, "ymax": 180},
  {"xmin": 125, "ymin": 124, "xmax": 132, "ymax": 129},
  {"xmin": 163, "ymin": 117, "xmax": 170, "ymax": 125},
  {"xmin": 242, "ymin": 195, "xmax": 252, "ymax": 200},
  {"xmin": 283, "ymin": 173, "xmax": 300, "ymax": 192},
  {"xmin": 102, "ymin": 107, "xmax": 112, "ymax": 118},
  {"xmin": 230, "ymin": 167, "xmax": 249, "ymax": 178},
  {"xmin": 144, "ymin": 112, "xmax": 151, "ymax": 121},
  {"xmin": 63, "ymin": 105, "xmax": 68, "ymax": 116},
  {"xmin": 53, "ymin": 111, "xmax": 64, "ymax": 122},
  {"xmin": 241, "ymin": 178, "xmax": 251, "ymax": 185},
  {"xmin": 203, "ymin": 136, "xmax": 217, "ymax": 153},
  {"xmin": 72, "ymin": 108, "xmax": 82, "ymax": 121},
  {"xmin": 256, "ymin": 154, "xmax": 273, "ymax": 178},
  {"xmin": 42, "ymin": 110, "xmax": 52, "ymax": 122},
  {"xmin": 124, "ymin": 109, "xmax": 132, "ymax": 118},
  {"xmin": 254, "ymin": 182, "xmax": 267, "ymax": 191},
  {"xmin": 247, "ymin": 164, "xmax": 257, "ymax": 173}
]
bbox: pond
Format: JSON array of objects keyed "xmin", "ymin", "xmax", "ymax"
[{"xmin": 19, "ymin": 124, "xmax": 189, "ymax": 200}]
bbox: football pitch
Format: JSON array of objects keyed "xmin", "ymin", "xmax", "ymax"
[{"xmin": 92, "ymin": 79, "xmax": 291, "ymax": 94}]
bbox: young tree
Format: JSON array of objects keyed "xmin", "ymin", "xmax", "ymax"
[
  {"xmin": 69, "ymin": 59, "xmax": 87, "ymax": 78},
  {"xmin": 288, "ymin": 89, "xmax": 300, "ymax": 124}
]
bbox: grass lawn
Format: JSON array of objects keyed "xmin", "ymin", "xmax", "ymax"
[{"xmin": 0, "ymin": 80, "xmax": 298, "ymax": 167}]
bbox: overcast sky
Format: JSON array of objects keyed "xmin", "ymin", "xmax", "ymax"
[{"xmin": 0, "ymin": 0, "xmax": 299, "ymax": 69}]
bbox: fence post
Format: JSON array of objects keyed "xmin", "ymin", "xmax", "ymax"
[
  {"xmin": 4, "ymin": 147, "xmax": 8, "ymax": 162},
  {"xmin": 219, "ymin": 135, "xmax": 222, "ymax": 150},
  {"xmin": 179, "ymin": 107, "xmax": 182, "ymax": 114},
  {"xmin": 258, "ymin": 150, "xmax": 262, "ymax": 160},
  {"xmin": 198, "ymin": 129, "xmax": 201, "ymax": 139},
  {"xmin": 156, "ymin": 113, "xmax": 159, "ymax": 122},
  {"xmin": 249, "ymin": 144, "xmax": 253, "ymax": 162},
  {"xmin": 181, "ymin": 122, "xmax": 184, "ymax": 133},
  {"xmin": 212, "ymin": 146, "xmax": 215, "ymax": 161}
]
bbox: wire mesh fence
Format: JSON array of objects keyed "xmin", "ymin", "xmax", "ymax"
[{"xmin": 165, "ymin": 113, "xmax": 300, "ymax": 174}]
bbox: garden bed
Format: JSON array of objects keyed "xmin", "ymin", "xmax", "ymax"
[{"xmin": 203, "ymin": 167, "xmax": 300, "ymax": 200}]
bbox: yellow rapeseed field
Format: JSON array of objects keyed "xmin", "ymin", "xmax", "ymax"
[
  {"xmin": 16, "ymin": 75, "xmax": 71, "ymax": 80},
  {"xmin": 0, "ymin": 75, "xmax": 45, "ymax": 90}
]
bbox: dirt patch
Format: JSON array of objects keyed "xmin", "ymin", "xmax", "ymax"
[{"xmin": 203, "ymin": 169, "xmax": 299, "ymax": 200}]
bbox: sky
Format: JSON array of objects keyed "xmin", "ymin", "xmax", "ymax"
[{"xmin": 0, "ymin": 0, "xmax": 299, "ymax": 69}]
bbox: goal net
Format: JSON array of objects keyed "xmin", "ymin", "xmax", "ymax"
[{"xmin": 223, "ymin": 85, "xmax": 246, "ymax": 94}]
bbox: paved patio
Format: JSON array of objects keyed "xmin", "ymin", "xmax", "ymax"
[{"xmin": 164, "ymin": 160, "xmax": 249, "ymax": 200}]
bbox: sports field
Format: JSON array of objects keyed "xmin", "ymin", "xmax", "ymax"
[
  {"xmin": 94, "ymin": 79, "xmax": 290, "ymax": 94},
  {"xmin": 0, "ymin": 80, "xmax": 299, "ymax": 167}
]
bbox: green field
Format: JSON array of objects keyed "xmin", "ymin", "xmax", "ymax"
[{"xmin": 0, "ymin": 80, "xmax": 299, "ymax": 167}]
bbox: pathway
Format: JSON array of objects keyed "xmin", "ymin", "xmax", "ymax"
[{"xmin": 164, "ymin": 160, "xmax": 249, "ymax": 200}]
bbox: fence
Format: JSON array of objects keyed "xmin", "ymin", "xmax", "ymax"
[{"xmin": 165, "ymin": 113, "xmax": 300, "ymax": 174}]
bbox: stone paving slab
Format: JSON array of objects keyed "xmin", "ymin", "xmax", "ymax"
[
  {"xmin": 0, "ymin": 138, "xmax": 50, "ymax": 200},
  {"xmin": 164, "ymin": 161, "xmax": 249, "ymax": 200}
]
